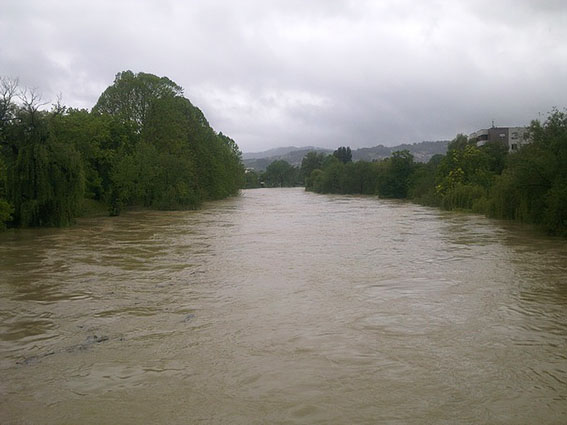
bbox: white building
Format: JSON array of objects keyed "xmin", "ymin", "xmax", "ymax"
[{"xmin": 469, "ymin": 126, "xmax": 531, "ymax": 152}]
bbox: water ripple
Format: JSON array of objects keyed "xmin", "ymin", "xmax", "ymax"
[{"xmin": 1, "ymin": 188, "xmax": 567, "ymax": 424}]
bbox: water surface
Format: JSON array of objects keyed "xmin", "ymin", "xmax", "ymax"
[{"xmin": 1, "ymin": 188, "xmax": 566, "ymax": 424}]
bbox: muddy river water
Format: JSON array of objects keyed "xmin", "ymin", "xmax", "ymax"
[{"xmin": 1, "ymin": 188, "xmax": 566, "ymax": 424}]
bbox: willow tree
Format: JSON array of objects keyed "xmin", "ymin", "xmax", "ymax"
[
  {"xmin": 4, "ymin": 91, "xmax": 84, "ymax": 227},
  {"xmin": 0, "ymin": 154, "xmax": 12, "ymax": 229},
  {"xmin": 0, "ymin": 78, "xmax": 17, "ymax": 228}
]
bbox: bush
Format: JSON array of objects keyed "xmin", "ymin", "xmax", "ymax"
[
  {"xmin": 543, "ymin": 183, "xmax": 567, "ymax": 236},
  {"xmin": 0, "ymin": 199, "xmax": 14, "ymax": 230},
  {"xmin": 441, "ymin": 183, "xmax": 486, "ymax": 211}
]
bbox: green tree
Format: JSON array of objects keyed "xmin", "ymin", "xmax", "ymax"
[
  {"xmin": 342, "ymin": 161, "xmax": 378, "ymax": 194},
  {"xmin": 98, "ymin": 72, "xmax": 244, "ymax": 213},
  {"xmin": 447, "ymin": 133, "xmax": 468, "ymax": 151},
  {"xmin": 0, "ymin": 78, "xmax": 19, "ymax": 229},
  {"xmin": 315, "ymin": 155, "xmax": 344, "ymax": 193},
  {"xmin": 244, "ymin": 169, "xmax": 262, "ymax": 188},
  {"xmin": 48, "ymin": 108, "xmax": 137, "ymax": 203},
  {"xmin": 377, "ymin": 150, "xmax": 415, "ymax": 198},
  {"xmin": 7, "ymin": 108, "xmax": 84, "ymax": 227},
  {"xmin": 301, "ymin": 151, "xmax": 325, "ymax": 189},
  {"xmin": 1, "ymin": 71, "xmax": 245, "ymax": 226},
  {"xmin": 489, "ymin": 109, "xmax": 567, "ymax": 234},
  {"xmin": 479, "ymin": 140, "xmax": 508, "ymax": 175},
  {"xmin": 0, "ymin": 77, "xmax": 18, "ymax": 152},
  {"xmin": 93, "ymin": 70, "xmax": 183, "ymax": 131},
  {"xmin": 0, "ymin": 154, "xmax": 13, "ymax": 229},
  {"xmin": 434, "ymin": 136, "xmax": 496, "ymax": 210},
  {"xmin": 408, "ymin": 155, "xmax": 442, "ymax": 205},
  {"xmin": 264, "ymin": 160, "xmax": 298, "ymax": 187},
  {"xmin": 333, "ymin": 146, "xmax": 352, "ymax": 164}
]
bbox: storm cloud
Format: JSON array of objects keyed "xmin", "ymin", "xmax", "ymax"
[{"xmin": 2, "ymin": 0, "xmax": 566, "ymax": 151}]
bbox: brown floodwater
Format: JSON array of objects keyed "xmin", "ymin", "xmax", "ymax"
[{"xmin": 1, "ymin": 188, "xmax": 566, "ymax": 424}]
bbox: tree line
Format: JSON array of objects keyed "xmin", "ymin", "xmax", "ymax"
[
  {"xmin": 244, "ymin": 160, "xmax": 302, "ymax": 189},
  {"xmin": 0, "ymin": 71, "xmax": 244, "ymax": 230},
  {"xmin": 300, "ymin": 110, "xmax": 567, "ymax": 237},
  {"xmin": 243, "ymin": 147, "xmax": 353, "ymax": 189}
]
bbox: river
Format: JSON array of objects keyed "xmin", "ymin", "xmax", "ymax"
[{"xmin": 1, "ymin": 188, "xmax": 566, "ymax": 424}]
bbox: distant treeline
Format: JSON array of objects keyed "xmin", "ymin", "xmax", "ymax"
[
  {"xmin": 0, "ymin": 71, "xmax": 244, "ymax": 230},
  {"xmin": 299, "ymin": 110, "xmax": 566, "ymax": 236},
  {"xmin": 242, "ymin": 140, "xmax": 448, "ymax": 171},
  {"xmin": 244, "ymin": 160, "xmax": 302, "ymax": 189}
]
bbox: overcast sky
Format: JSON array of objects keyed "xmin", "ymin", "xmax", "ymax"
[{"xmin": 2, "ymin": 0, "xmax": 566, "ymax": 152}]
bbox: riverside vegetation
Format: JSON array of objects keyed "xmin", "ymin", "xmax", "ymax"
[
  {"xmin": 2, "ymin": 72, "xmax": 565, "ymax": 238},
  {"xmin": 0, "ymin": 71, "xmax": 244, "ymax": 230},
  {"xmin": 290, "ymin": 110, "xmax": 565, "ymax": 236}
]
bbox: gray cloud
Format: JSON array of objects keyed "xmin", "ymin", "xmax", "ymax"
[{"xmin": 2, "ymin": 0, "xmax": 566, "ymax": 152}]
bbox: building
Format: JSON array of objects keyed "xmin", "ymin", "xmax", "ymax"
[{"xmin": 469, "ymin": 126, "xmax": 531, "ymax": 152}]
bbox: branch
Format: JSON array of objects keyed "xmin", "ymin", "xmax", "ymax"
[{"xmin": 18, "ymin": 87, "xmax": 48, "ymax": 114}]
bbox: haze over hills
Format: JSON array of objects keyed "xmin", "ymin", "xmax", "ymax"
[
  {"xmin": 242, "ymin": 146, "xmax": 330, "ymax": 160},
  {"xmin": 243, "ymin": 141, "xmax": 449, "ymax": 170},
  {"xmin": 243, "ymin": 147, "xmax": 333, "ymax": 170}
]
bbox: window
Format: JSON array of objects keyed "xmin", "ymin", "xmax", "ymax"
[
  {"xmin": 511, "ymin": 143, "xmax": 518, "ymax": 150},
  {"xmin": 511, "ymin": 132, "xmax": 518, "ymax": 139}
]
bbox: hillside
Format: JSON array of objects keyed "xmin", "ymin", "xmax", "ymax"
[
  {"xmin": 243, "ymin": 141, "xmax": 449, "ymax": 170},
  {"xmin": 242, "ymin": 146, "xmax": 327, "ymax": 160},
  {"xmin": 352, "ymin": 140, "xmax": 449, "ymax": 163},
  {"xmin": 243, "ymin": 147, "xmax": 333, "ymax": 170}
]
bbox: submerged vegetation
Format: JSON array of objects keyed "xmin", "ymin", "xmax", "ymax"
[
  {"xmin": 0, "ymin": 71, "xmax": 244, "ymax": 229},
  {"xmin": 304, "ymin": 110, "xmax": 567, "ymax": 237}
]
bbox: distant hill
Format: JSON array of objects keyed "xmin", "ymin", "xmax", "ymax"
[
  {"xmin": 243, "ymin": 141, "xmax": 449, "ymax": 170},
  {"xmin": 352, "ymin": 140, "xmax": 449, "ymax": 163},
  {"xmin": 243, "ymin": 147, "xmax": 333, "ymax": 170},
  {"xmin": 242, "ymin": 146, "xmax": 328, "ymax": 160}
]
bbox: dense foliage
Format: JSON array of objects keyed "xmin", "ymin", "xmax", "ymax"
[
  {"xmin": 306, "ymin": 146, "xmax": 416, "ymax": 198},
  {"xmin": 305, "ymin": 113, "xmax": 567, "ymax": 236},
  {"xmin": 0, "ymin": 72, "xmax": 244, "ymax": 229},
  {"xmin": 263, "ymin": 160, "xmax": 301, "ymax": 187},
  {"xmin": 333, "ymin": 146, "xmax": 352, "ymax": 164},
  {"xmin": 244, "ymin": 159, "xmax": 302, "ymax": 188}
]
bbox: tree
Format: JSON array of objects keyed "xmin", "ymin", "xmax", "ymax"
[
  {"xmin": 433, "ymin": 134, "xmax": 498, "ymax": 210},
  {"xmin": 408, "ymin": 156, "xmax": 441, "ymax": 205},
  {"xmin": 0, "ymin": 154, "xmax": 12, "ymax": 229},
  {"xmin": 0, "ymin": 77, "xmax": 18, "ymax": 151},
  {"xmin": 98, "ymin": 73, "xmax": 244, "ymax": 213},
  {"xmin": 107, "ymin": 90, "xmax": 244, "ymax": 211},
  {"xmin": 489, "ymin": 109, "xmax": 567, "ymax": 234},
  {"xmin": 333, "ymin": 146, "xmax": 352, "ymax": 164},
  {"xmin": 1, "ymin": 71, "xmax": 245, "ymax": 226},
  {"xmin": 0, "ymin": 78, "xmax": 18, "ymax": 229},
  {"xmin": 244, "ymin": 169, "xmax": 262, "ymax": 188},
  {"xmin": 447, "ymin": 133, "xmax": 468, "ymax": 151},
  {"xmin": 335, "ymin": 161, "xmax": 378, "ymax": 195},
  {"xmin": 47, "ymin": 108, "xmax": 136, "ymax": 203},
  {"xmin": 301, "ymin": 151, "xmax": 325, "ymax": 189},
  {"xmin": 7, "ymin": 106, "xmax": 84, "ymax": 227},
  {"xmin": 315, "ymin": 155, "xmax": 344, "ymax": 193},
  {"xmin": 264, "ymin": 160, "xmax": 298, "ymax": 187},
  {"xmin": 93, "ymin": 70, "xmax": 183, "ymax": 131},
  {"xmin": 377, "ymin": 150, "xmax": 415, "ymax": 198},
  {"xmin": 479, "ymin": 140, "xmax": 508, "ymax": 175}
]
